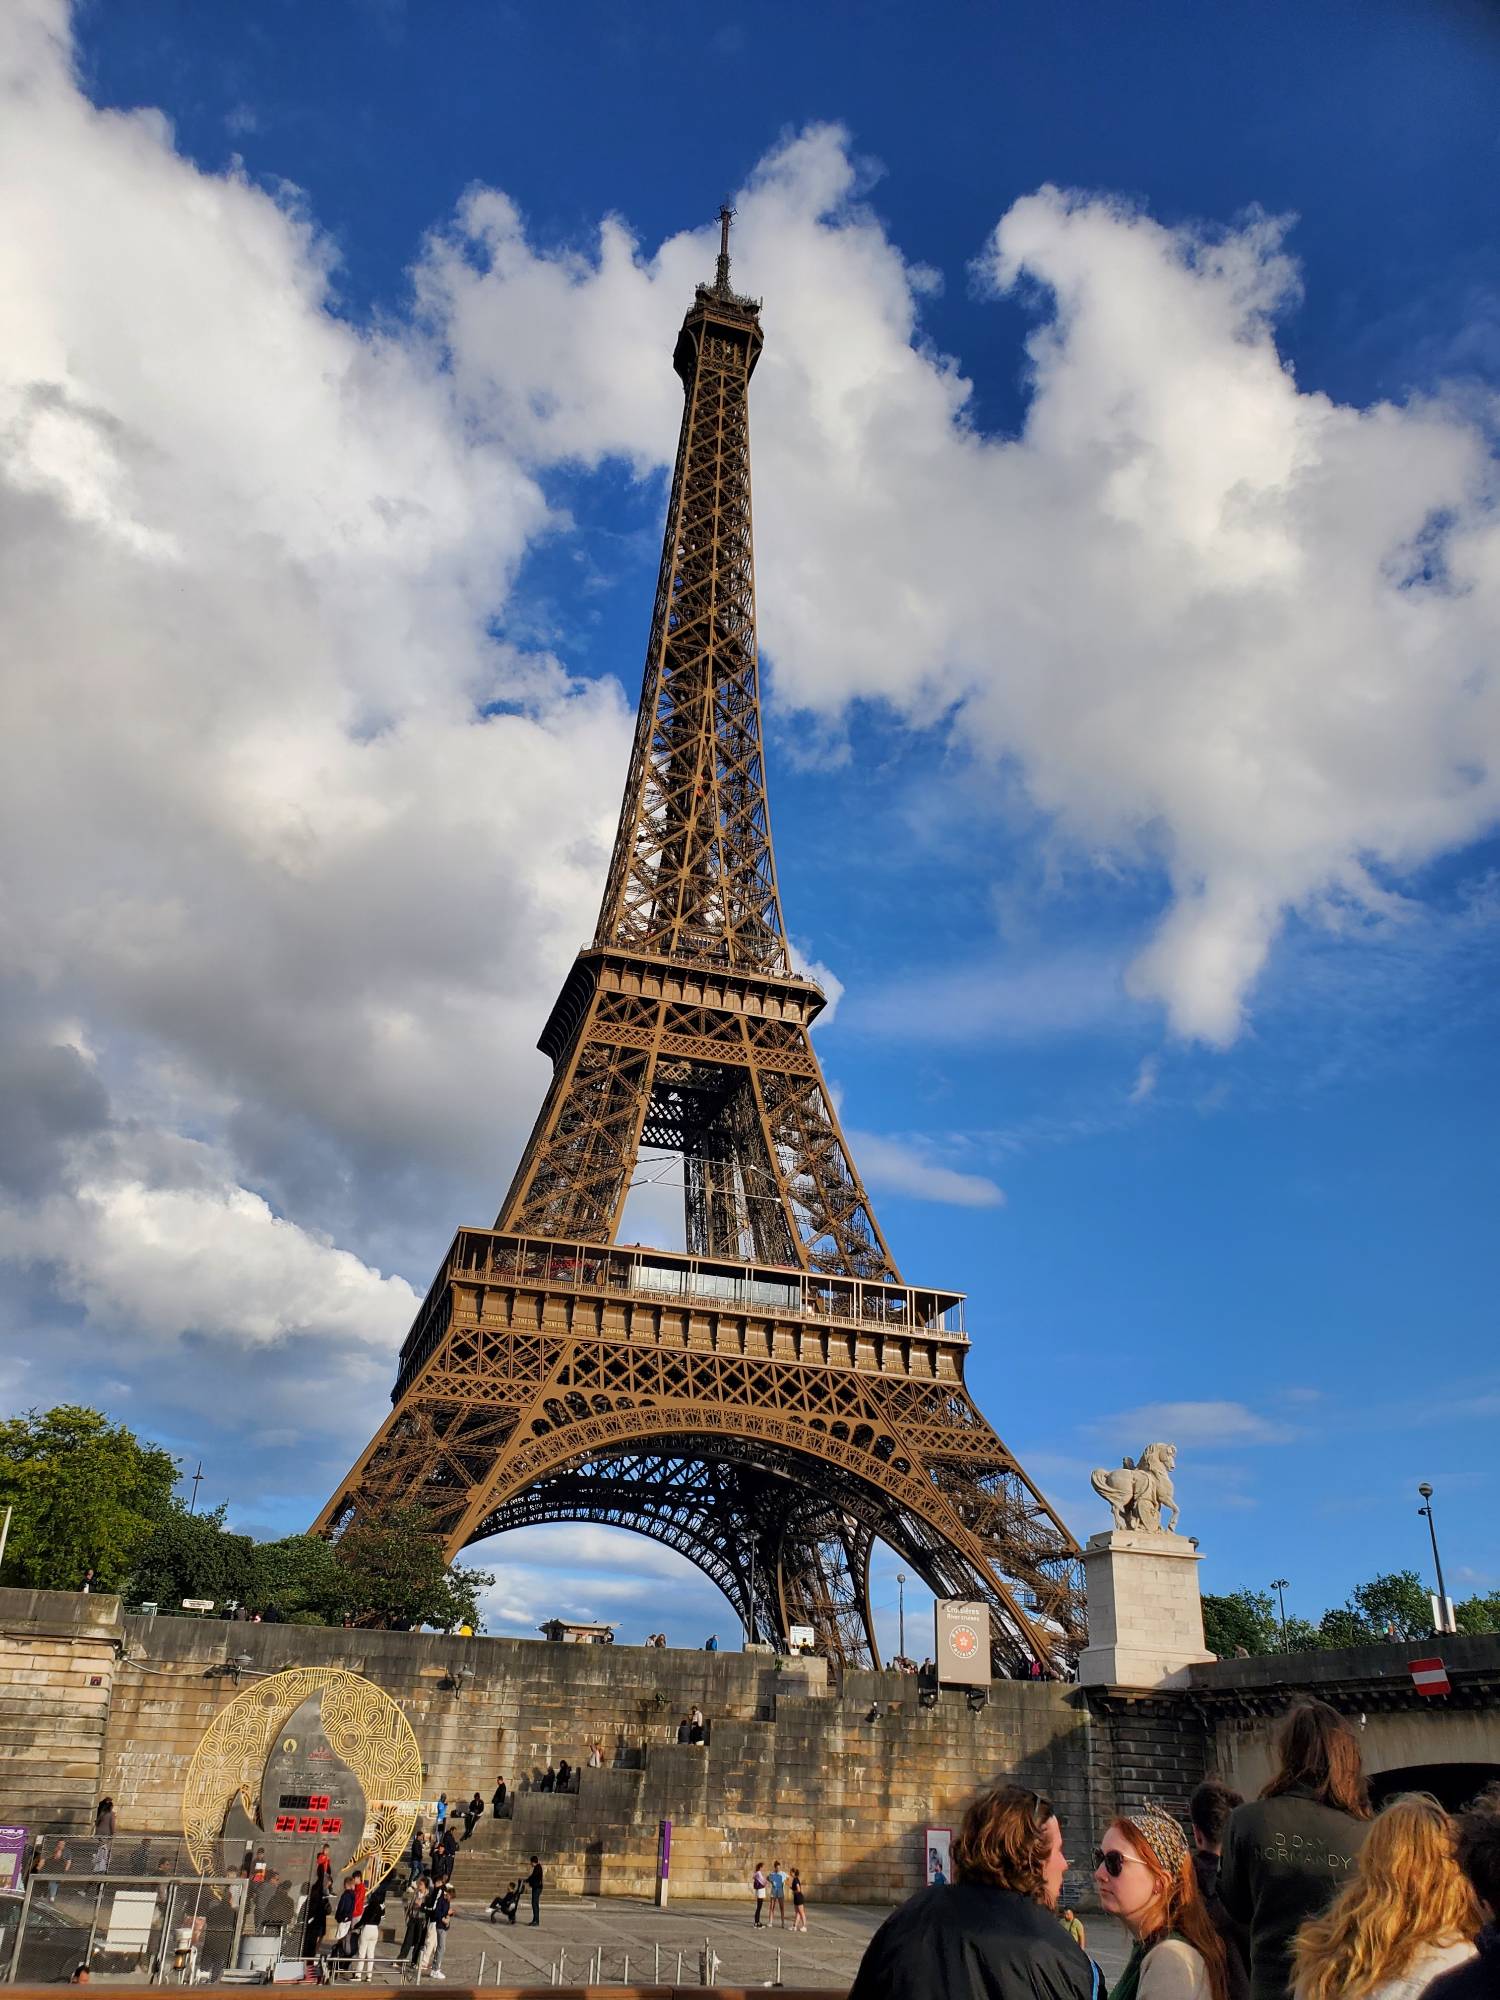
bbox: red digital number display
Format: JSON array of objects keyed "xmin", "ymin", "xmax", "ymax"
[{"xmin": 273, "ymin": 1812, "xmax": 342, "ymax": 1835}]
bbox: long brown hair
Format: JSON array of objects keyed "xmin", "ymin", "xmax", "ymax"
[
  {"xmin": 1293, "ymin": 1793, "xmax": 1480, "ymax": 2000},
  {"xmin": 953, "ymin": 1785, "xmax": 1054, "ymax": 1901},
  {"xmin": 1261, "ymin": 1700, "xmax": 1371, "ymax": 1819},
  {"xmin": 1112, "ymin": 1816, "xmax": 1230, "ymax": 2000}
]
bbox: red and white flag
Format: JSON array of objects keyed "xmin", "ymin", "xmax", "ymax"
[{"xmin": 1409, "ymin": 1657, "xmax": 1451, "ymax": 1697}]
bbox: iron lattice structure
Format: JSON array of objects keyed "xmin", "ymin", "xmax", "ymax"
[{"xmin": 316, "ymin": 214, "xmax": 1086, "ymax": 1673}]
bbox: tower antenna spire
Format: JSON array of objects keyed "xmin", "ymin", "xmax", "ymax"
[{"xmin": 714, "ymin": 203, "xmax": 734, "ymax": 294}]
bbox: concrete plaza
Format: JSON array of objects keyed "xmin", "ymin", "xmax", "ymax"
[{"xmin": 398, "ymin": 1894, "xmax": 1132, "ymax": 1992}]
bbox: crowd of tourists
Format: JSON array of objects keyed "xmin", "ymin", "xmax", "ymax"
[{"xmin": 851, "ymin": 1699, "xmax": 1500, "ymax": 2000}]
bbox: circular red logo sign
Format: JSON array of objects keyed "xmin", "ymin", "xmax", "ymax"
[{"xmin": 949, "ymin": 1625, "xmax": 979, "ymax": 1658}]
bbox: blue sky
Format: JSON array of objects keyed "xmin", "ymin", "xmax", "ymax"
[{"xmin": 2, "ymin": 0, "xmax": 1497, "ymax": 1654}]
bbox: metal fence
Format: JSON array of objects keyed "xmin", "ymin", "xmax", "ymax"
[{"xmin": 1, "ymin": 1871, "xmax": 248, "ymax": 1984}]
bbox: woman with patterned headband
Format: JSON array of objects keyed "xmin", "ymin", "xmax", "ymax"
[{"xmin": 1095, "ymin": 1803, "xmax": 1230, "ymax": 2000}]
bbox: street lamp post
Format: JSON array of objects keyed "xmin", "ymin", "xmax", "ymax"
[
  {"xmin": 1271, "ymin": 1578, "xmax": 1290, "ymax": 1651},
  {"xmin": 897, "ymin": 1574, "xmax": 906, "ymax": 1660},
  {"xmin": 1417, "ymin": 1484, "xmax": 1452, "ymax": 1634}
]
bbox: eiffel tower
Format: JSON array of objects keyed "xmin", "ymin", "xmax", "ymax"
[{"xmin": 315, "ymin": 211, "xmax": 1086, "ymax": 1673}]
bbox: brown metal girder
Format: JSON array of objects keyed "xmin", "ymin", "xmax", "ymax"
[{"xmin": 418, "ymin": 1377, "xmax": 1066, "ymax": 1666}]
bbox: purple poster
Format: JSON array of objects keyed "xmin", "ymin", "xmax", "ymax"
[{"xmin": 0, "ymin": 1827, "xmax": 27, "ymax": 1895}]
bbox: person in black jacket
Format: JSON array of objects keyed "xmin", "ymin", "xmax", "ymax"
[
  {"xmin": 1191, "ymin": 1780, "xmax": 1250, "ymax": 2000},
  {"xmin": 1423, "ymin": 1791, "xmax": 1500, "ymax": 2000},
  {"xmin": 1218, "ymin": 1701, "xmax": 1370, "ymax": 2000},
  {"xmin": 849, "ymin": 1781, "xmax": 1095, "ymax": 2000},
  {"xmin": 526, "ymin": 1855, "xmax": 544, "ymax": 1926}
]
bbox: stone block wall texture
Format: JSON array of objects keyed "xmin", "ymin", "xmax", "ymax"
[
  {"xmin": 0, "ymin": 1591, "xmax": 125, "ymax": 1831},
  {"xmin": 0, "ymin": 1592, "xmax": 1104, "ymax": 1906}
]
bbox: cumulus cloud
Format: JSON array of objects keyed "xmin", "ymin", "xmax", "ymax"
[{"xmin": 422, "ymin": 126, "xmax": 1500, "ymax": 1044}]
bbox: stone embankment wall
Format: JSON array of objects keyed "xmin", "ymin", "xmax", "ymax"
[
  {"xmin": 0, "ymin": 1592, "xmax": 1098, "ymax": 1905},
  {"xmin": 0, "ymin": 1591, "xmax": 125, "ymax": 1832}
]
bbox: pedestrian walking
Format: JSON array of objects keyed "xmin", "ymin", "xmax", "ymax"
[
  {"xmin": 849, "ymin": 1781, "xmax": 1092, "ymax": 2000},
  {"xmin": 407, "ymin": 1829, "xmax": 426, "ymax": 1882},
  {"xmin": 491, "ymin": 1777, "xmax": 507, "ymax": 1819},
  {"xmin": 1219, "ymin": 1701, "xmax": 1371, "ymax": 2000},
  {"xmin": 462, "ymin": 1790, "xmax": 484, "ymax": 1839},
  {"xmin": 753, "ymin": 1863, "xmax": 767, "ymax": 1925},
  {"xmin": 1422, "ymin": 1791, "xmax": 1500, "ymax": 2000},
  {"xmin": 434, "ymin": 1791, "xmax": 449, "ymax": 1831},
  {"xmin": 396, "ymin": 1875, "xmax": 430, "ymax": 1967},
  {"xmin": 353, "ymin": 1876, "xmax": 385, "ymax": 1982},
  {"xmin": 526, "ymin": 1855, "xmax": 544, "ymax": 1926},
  {"xmin": 419, "ymin": 1878, "xmax": 452, "ymax": 1979},
  {"xmin": 790, "ymin": 1868, "xmax": 807, "ymax": 1931},
  {"xmin": 1093, "ymin": 1803, "xmax": 1228, "ymax": 2000},
  {"xmin": 1060, "ymin": 1908, "xmax": 1086, "ymax": 1949},
  {"xmin": 1293, "ymin": 1794, "xmax": 1479, "ymax": 2000},
  {"xmin": 300, "ymin": 1882, "xmax": 329, "ymax": 1962},
  {"xmin": 92, "ymin": 1798, "xmax": 115, "ymax": 1873},
  {"xmin": 1191, "ymin": 1781, "xmax": 1250, "ymax": 2000},
  {"xmin": 769, "ymin": 1861, "xmax": 787, "ymax": 1926}
]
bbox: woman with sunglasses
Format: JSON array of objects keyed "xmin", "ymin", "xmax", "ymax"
[
  {"xmin": 1094, "ymin": 1805, "xmax": 1229, "ymax": 2000},
  {"xmin": 1291, "ymin": 1793, "xmax": 1479, "ymax": 2000}
]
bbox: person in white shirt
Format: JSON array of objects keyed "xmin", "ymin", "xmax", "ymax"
[{"xmin": 1292, "ymin": 1793, "xmax": 1480, "ymax": 2000}]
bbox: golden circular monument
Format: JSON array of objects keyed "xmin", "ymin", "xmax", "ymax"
[{"xmin": 183, "ymin": 1666, "xmax": 422, "ymax": 1878}]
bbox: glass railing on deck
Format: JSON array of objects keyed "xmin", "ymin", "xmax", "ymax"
[{"xmin": 453, "ymin": 1231, "xmax": 967, "ymax": 1339}]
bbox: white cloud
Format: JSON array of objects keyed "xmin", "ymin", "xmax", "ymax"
[
  {"xmin": 1129, "ymin": 1055, "xmax": 1160, "ymax": 1103},
  {"xmin": 1098, "ymin": 1400, "xmax": 1299, "ymax": 1447},
  {"xmin": 422, "ymin": 127, "xmax": 1500, "ymax": 1045},
  {"xmin": 849, "ymin": 1130, "xmax": 1005, "ymax": 1209}
]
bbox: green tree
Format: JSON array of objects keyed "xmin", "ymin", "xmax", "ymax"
[
  {"xmin": 248, "ymin": 1534, "xmax": 353, "ymax": 1623},
  {"xmin": 332, "ymin": 1505, "xmax": 492, "ymax": 1631},
  {"xmin": 1202, "ymin": 1588, "xmax": 1279, "ymax": 1658},
  {"xmin": 1316, "ymin": 1606, "xmax": 1372, "ymax": 1649},
  {"xmin": 1349, "ymin": 1570, "xmax": 1433, "ymax": 1640},
  {"xmin": 1281, "ymin": 1615, "xmax": 1323, "ymax": 1653},
  {"xmin": 0, "ymin": 1405, "xmax": 179, "ymax": 1592},
  {"xmin": 1454, "ymin": 1591, "xmax": 1500, "ymax": 1636},
  {"xmin": 130, "ymin": 1503, "xmax": 254, "ymax": 1610}
]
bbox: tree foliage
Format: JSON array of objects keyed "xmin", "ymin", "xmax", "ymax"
[
  {"xmin": 1454, "ymin": 1590, "xmax": 1500, "ymax": 1635},
  {"xmin": 132, "ymin": 1503, "xmax": 254, "ymax": 1609},
  {"xmin": 331, "ymin": 1504, "xmax": 492, "ymax": 1631},
  {"xmin": 0, "ymin": 1405, "xmax": 179, "ymax": 1592},
  {"xmin": 1348, "ymin": 1569, "xmax": 1432, "ymax": 1640},
  {"xmin": 0, "ymin": 1406, "xmax": 491, "ymax": 1632},
  {"xmin": 1202, "ymin": 1588, "xmax": 1279, "ymax": 1657}
]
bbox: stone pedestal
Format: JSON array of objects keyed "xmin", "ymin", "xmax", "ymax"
[{"xmin": 1077, "ymin": 1530, "xmax": 1214, "ymax": 1688}]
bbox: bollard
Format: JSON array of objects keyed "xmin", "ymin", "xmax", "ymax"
[
  {"xmin": 478, "ymin": 1951, "xmax": 486, "ymax": 1985},
  {"xmin": 676, "ymin": 1947, "xmax": 684, "ymax": 1981},
  {"xmin": 775, "ymin": 1946, "xmax": 783, "ymax": 1987}
]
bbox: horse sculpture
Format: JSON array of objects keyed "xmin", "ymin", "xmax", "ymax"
[{"xmin": 1089, "ymin": 1442, "xmax": 1178, "ymax": 1534}]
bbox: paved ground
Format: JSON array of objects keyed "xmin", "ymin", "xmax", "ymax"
[{"xmin": 381, "ymin": 1894, "xmax": 1132, "ymax": 1992}]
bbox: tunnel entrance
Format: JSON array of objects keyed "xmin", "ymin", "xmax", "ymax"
[{"xmin": 1369, "ymin": 1763, "xmax": 1500, "ymax": 1812}]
